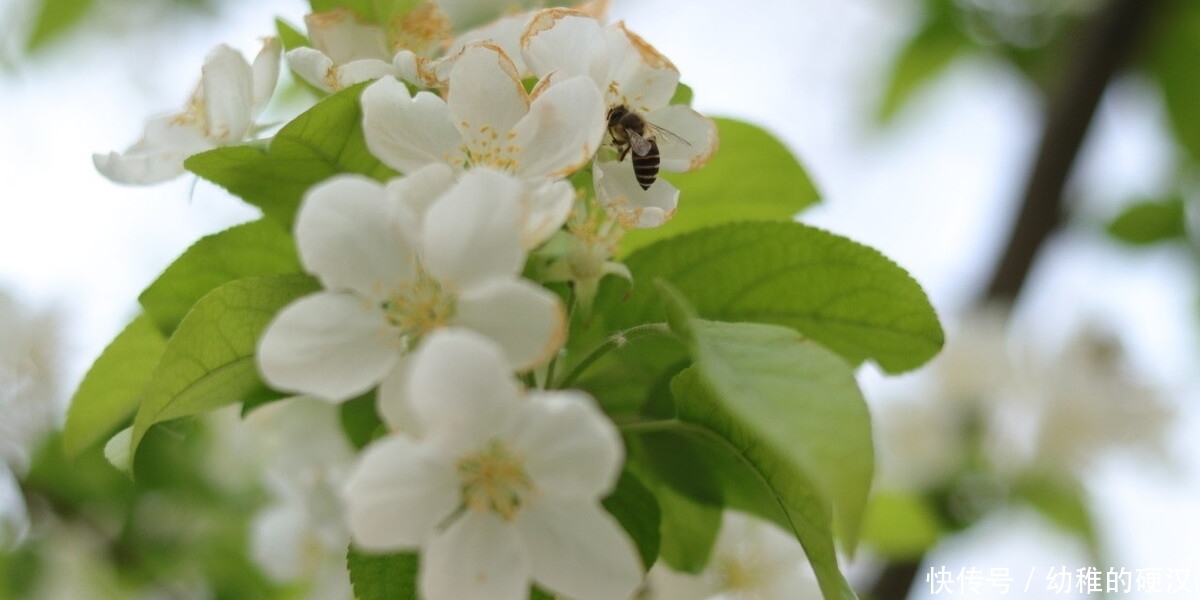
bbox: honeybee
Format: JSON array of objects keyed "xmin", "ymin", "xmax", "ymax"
[{"xmin": 606, "ymin": 105, "xmax": 689, "ymax": 190}]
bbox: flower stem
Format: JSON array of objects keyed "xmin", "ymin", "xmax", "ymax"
[{"xmin": 555, "ymin": 323, "xmax": 674, "ymax": 389}]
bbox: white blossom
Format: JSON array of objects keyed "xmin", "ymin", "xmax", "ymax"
[
  {"xmin": 94, "ymin": 38, "xmax": 281, "ymax": 184},
  {"xmin": 520, "ymin": 9, "xmax": 718, "ymax": 228},
  {"xmin": 361, "ymin": 42, "xmax": 606, "ymax": 246},
  {"xmin": 343, "ymin": 329, "xmax": 643, "ymax": 600},
  {"xmin": 257, "ymin": 166, "xmax": 566, "ymax": 412},
  {"xmin": 286, "ymin": 9, "xmax": 402, "ymax": 93},
  {"xmin": 646, "ymin": 511, "xmax": 821, "ymax": 600}
]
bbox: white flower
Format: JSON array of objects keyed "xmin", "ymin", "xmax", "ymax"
[
  {"xmin": 361, "ymin": 42, "xmax": 606, "ymax": 246},
  {"xmin": 257, "ymin": 165, "xmax": 566, "ymax": 410},
  {"xmin": 521, "ymin": 9, "xmax": 718, "ymax": 228},
  {"xmin": 1, "ymin": 462, "xmax": 28, "ymax": 549},
  {"xmin": 646, "ymin": 511, "xmax": 821, "ymax": 600},
  {"xmin": 286, "ymin": 8, "xmax": 401, "ymax": 93},
  {"xmin": 94, "ymin": 38, "xmax": 281, "ymax": 184},
  {"xmin": 343, "ymin": 329, "xmax": 643, "ymax": 600}
]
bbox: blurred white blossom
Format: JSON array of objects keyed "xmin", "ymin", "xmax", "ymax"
[{"xmin": 93, "ymin": 38, "xmax": 281, "ymax": 184}]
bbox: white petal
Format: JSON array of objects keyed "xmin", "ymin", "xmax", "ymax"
[
  {"xmin": 447, "ymin": 44, "xmax": 529, "ymax": 147},
  {"xmin": 250, "ymin": 37, "xmax": 282, "ymax": 117},
  {"xmin": 422, "ymin": 510, "xmax": 529, "ymax": 600},
  {"xmin": 250, "ymin": 501, "xmax": 308, "ymax": 581},
  {"xmin": 511, "ymin": 74, "xmax": 606, "ymax": 179},
  {"xmin": 449, "ymin": 13, "xmax": 535, "ymax": 77},
  {"xmin": 295, "ymin": 175, "xmax": 417, "ymax": 297},
  {"xmin": 521, "ymin": 10, "xmax": 609, "ymax": 83},
  {"xmin": 306, "ymin": 7, "xmax": 390, "ymax": 64},
  {"xmin": 510, "ymin": 391, "xmax": 622, "ymax": 500},
  {"xmin": 521, "ymin": 178, "xmax": 574, "ymax": 248},
  {"xmin": 334, "ymin": 59, "xmax": 398, "ymax": 89},
  {"xmin": 454, "ymin": 279, "xmax": 566, "ymax": 372},
  {"xmin": 385, "ymin": 162, "xmax": 456, "ymax": 221},
  {"xmin": 93, "ymin": 115, "xmax": 212, "ymax": 184},
  {"xmin": 201, "ymin": 44, "xmax": 254, "ymax": 144},
  {"xmin": 593, "ymin": 160, "xmax": 679, "ymax": 228},
  {"xmin": 362, "ymin": 77, "xmax": 462, "ymax": 174},
  {"xmin": 646, "ymin": 105, "xmax": 718, "ymax": 172},
  {"xmin": 343, "ymin": 435, "xmax": 460, "ymax": 550},
  {"xmin": 257, "ymin": 292, "xmax": 397, "ymax": 402},
  {"xmin": 517, "ymin": 499, "xmax": 644, "ymax": 600},
  {"xmin": 605, "ymin": 22, "xmax": 679, "ymax": 112},
  {"xmin": 1, "ymin": 463, "xmax": 29, "ymax": 548},
  {"xmin": 406, "ymin": 329, "xmax": 521, "ymax": 454},
  {"xmin": 376, "ymin": 356, "xmax": 422, "ymax": 437},
  {"xmin": 286, "ymin": 47, "xmax": 337, "ymax": 92},
  {"xmin": 421, "ymin": 169, "xmax": 524, "ymax": 290}
]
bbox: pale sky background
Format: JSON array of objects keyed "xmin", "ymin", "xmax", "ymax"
[{"xmin": 1, "ymin": 0, "xmax": 1197, "ymax": 598}]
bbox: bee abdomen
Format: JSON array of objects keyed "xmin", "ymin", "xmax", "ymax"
[{"xmin": 632, "ymin": 144, "xmax": 660, "ymax": 190}]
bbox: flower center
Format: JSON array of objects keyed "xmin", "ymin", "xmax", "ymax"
[
  {"xmin": 456, "ymin": 439, "xmax": 534, "ymax": 521},
  {"xmin": 457, "ymin": 122, "xmax": 521, "ymax": 172},
  {"xmin": 381, "ymin": 266, "xmax": 456, "ymax": 352},
  {"xmin": 712, "ymin": 548, "xmax": 769, "ymax": 597}
]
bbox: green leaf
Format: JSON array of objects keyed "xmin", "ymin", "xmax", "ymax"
[
  {"xmin": 877, "ymin": 14, "xmax": 970, "ymax": 122},
  {"xmin": 1146, "ymin": 2, "xmax": 1200, "ymax": 162},
  {"xmin": 670, "ymin": 82, "xmax": 694, "ymax": 106},
  {"xmin": 62, "ymin": 314, "xmax": 166, "ymax": 457},
  {"xmin": 275, "ymin": 17, "xmax": 311, "ymax": 51},
  {"xmin": 309, "ymin": 0, "xmax": 421, "ymax": 27},
  {"xmin": 634, "ymin": 368, "xmax": 858, "ymax": 600},
  {"xmin": 138, "ymin": 219, "xmax": 302, "ymax": 336},
  {"xmin": 1013, "ymin": 474, "xmax": 1102, "ymax": 564},
  {"xmin": 621, "ymin": 118, "xmax": 820, "ymax": 254},
  {"xmin": 602, "ymin": 470, "xmax": 661, "ymax": 570},
  {"xmin": 185, "ymin": 83, "xmax": 397, "ymax": 228},
  {"xmin": 340, "ymin": 390, "xmax": 385, "ymax": 450},
  {"xmin": 128, "ymin": 274, "xmax": 321, "ymax": 464},
  {"xmin": 25, "ymin": 0, "xmax": 94, "ymax": 51},
  {"xmin": 1105, "ymin": 197, "xmax": 1187, "ymax": 246},
  {"xmin": 860, "ymin": 491, "xmax": 943, "ymax": 559},
  {"xmin": 605, "ymin": 221, "xmax": 944, "ymax": 374},
  {"xmin": 347, "ymin": 548, "xmax": 418, "ymax": 600},
  {"xmin": 634, "ymin": 462, "xmax": 721, "ymax": 573},
  {"xmin": 661, "ymin": 285, "xmax": 873, "ymax": 549}
]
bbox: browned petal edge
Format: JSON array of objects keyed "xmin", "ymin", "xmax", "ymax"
[{"xmin": 614, "ymin": 21, "xmax": 676, "ymax": 73}]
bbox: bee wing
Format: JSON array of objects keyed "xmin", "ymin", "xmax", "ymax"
[
  {"xmin": 647, "ymin": 123, "xmax": 691, "ymax": 147},
  {"xmin": 628, "ymin": 131, "xmax": 654, "ymax": 156}
]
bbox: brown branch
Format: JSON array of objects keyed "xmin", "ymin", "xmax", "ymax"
[{"xmin": 983, "ymin": 0, "xmax": 1163, "ymax": 301}]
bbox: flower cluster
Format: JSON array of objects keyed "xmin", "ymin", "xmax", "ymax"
[{"xmin": 97, "ymin": 4, "xmax": 719, "ymax": 600}]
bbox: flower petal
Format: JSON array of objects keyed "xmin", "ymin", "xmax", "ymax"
[
  {"xmin": 422, "ymin": 510, "xmax": 529, "ymax": 600},
  {"xmin": 646, "ymin": 104, "xmax": 718, "ymax": 172},
  {"xmin": 306, "ymin": 7, "xmax": 390, "ymax": 64},
  {"xmin": 517, "ymin": 498, "xmax": 644, "ymax": 600},
  {"xmin": 201, "ymin": 44, "xmax": 254, "ymax": 144},
  {"xmin": 406, "ymin": 329, "xmax": 520, "ymax": 454},
  {"xmin": 521, "ymin": 10, "xmax": 609, "ymax": 84},
  {"xmin": 454, "ymin": 279, "xmax": 566, "ymax": 372},
  {"xmin": 520, "ymin": 178, "xmax": 574, "ymax": 248},
  {"xmin": 593, "ymin": 159, "xmax": 679, "ymax": 228},
  {"xmin": 258, "ymin": 292, "xmax": 397, "ymax": 402},
  {"xmin": 385, "ymin": 162, "xmax": 457, "ymax": 222},
  {"xmin": 93, "ymin": 115, "xmax": 212, "ymax": 184},
  {"xmin": 449, "ymin": 13, "xmax": 535, "ymax": 77},
  {"xmin": 510, "ymin": 391, "xmax": 622, "ymax": 500},
  {"xmin": 605, "ymin": 22, "xmax": 679, "ymax": 112},
  {"xmin": 511, "ymin": 74, "xmax": 606, "ymax": 179},
  {"xmin": 447, "ymin": 43, "xmax": 529, "ymax": 148},
  {"xmin": 362, "ymin": 77, "xmax": 462, "ymax": 174},
  {"xmin": 421, "ymin": 169, "xmax": 524, "ymax": 290},
  {"xmin": 334, "ymin": 59, "xmax": 399, "ymax": 89},
  {"xmin": 343, "ymin": 434, "xmax": 460, "ymax": 550},
  {"xmin": 250, "ymin": 37, "xmax": 282, "ymax": 117},
  {"xmin": 295, "ymin": 174, "xmax": 417, "ymax": 297},
  {"xmin": 286, "ymin": 47, "xmax": 338, "ymax": 92},
  {"xmin": 376, "ymin": 356, "xmax": 422, "ymax": 437}
]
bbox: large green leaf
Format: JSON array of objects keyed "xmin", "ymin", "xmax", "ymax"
[
  {"xmin": 602, "ymin": 471, "xmax": 661, "ymax": 570},
  {"xmin": 622, "ymin": 118, "xmax": 820, "ymax": 254},
  {"xmin": 860, "ymin": 491, "xmax": 943, "ymax": 559},
  {"xmin": 127, "ymin": 274, "xmax": 320, "ymax": 463},
  {"xmin": 62, "ymin": 314, "xmax": 166, "ymax": 457},
  {"xmin": 138, "ymin": 219, "xmax": 302, "ymax": 336},
  {"xmin": 626, "ymin": 450, "xmax": 721, "ymax": 573},
  {"xmin": 661, "ymin": 286, "xmax": 873, "ymax": 550},
  {"xmin": 604, "ymin": 221, "xmax": 944, "ymax": 374},
  {"xmin": 185, "ymin": 83, "xmax": 397, "ymax": 227},
  {"xmin": 631, "ymin": 368, "xmax": 858, "ymax": 600}
]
